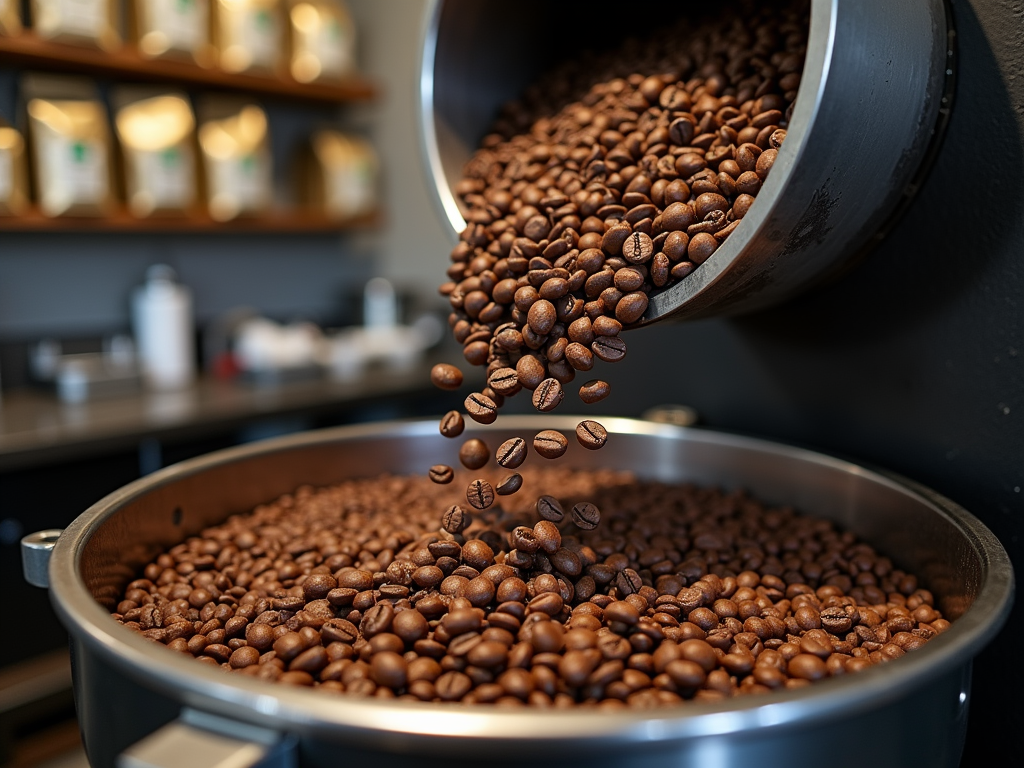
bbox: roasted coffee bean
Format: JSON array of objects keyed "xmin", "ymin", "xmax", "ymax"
[
  {"xmin": 442, "ymin": 504, "xmax": 470, "ymax": 534},
  {"xmin": 534, "ymin": 430, "xmax": 569, "ymax": 459},
  {"xmin": 621, "ymin": 231, "xmax": 654, "ymax": 264},
  {"xmin": 465, "ymin": 393, "xmax": 499, "ymax": 424},
  {"xmin": 496, "ymin": 473, "xmax": 524, "ymax": 496},
  {"xmin": 488, "ymin": 367, "xmax": 521, "ymax": 396},
  {"xmin": 428, "ymin": 465, "xmax": 454, "ymax": 485},
  {"xmin": 467, "ymin": 479, "xmax": 496, "ymax": 510},
  {"xmin": 439, "ymin": 410, "xmax": 465, "ymax": 438},
  {"xmin": 537, "ymin": 495, "xmax": 565, "ymax": 523},
  {"xmin": 572, "ymin": 502, "xmax": 601, "ymax": 531},
  {"xmin": 576, "ymin": 420, "xmax": 608, "ymax": 450},
  {"xmin": 579, "ymin": 379, "xmax": 610, "ymax": 404},
  {"xmin": 431, "ymin": 363, "xmax": 464, "ymax": 391},
  {"xmin": 496, "ymin": 438, "xmax": 528, "ymax": 469},
  {"xmin": 532, "ymin": 378, "xmax": 564, "ymax": 412},
  {"xmin": 459, "ymin": 438, "xmax": 490, "ymax": 470},
  {"xmin": 591, "ymin": 336, "xmax": 626, "ymax": 363}
]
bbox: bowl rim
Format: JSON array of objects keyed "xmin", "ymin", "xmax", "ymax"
[{"xmin": 49, "ymin": 416, "xmax": 1014, "ymax": 751}]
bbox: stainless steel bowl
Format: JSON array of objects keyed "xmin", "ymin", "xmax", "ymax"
[
  {"xmin": 418, "ymin": 0, "xmax": 953, "ymax": 322},
  {"xmin": 32, "ymin": 417, "xmax": 1011, "ymax": 768}
]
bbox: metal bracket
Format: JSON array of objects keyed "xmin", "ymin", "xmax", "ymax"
[{"xmin": 21, "ymin": 529, "xmax": 63, "ymax": 589}]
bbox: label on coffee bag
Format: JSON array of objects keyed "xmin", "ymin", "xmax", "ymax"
[
  {"xmin": 40, "ymin": 136, "xmax": 108, "ymax": 209},
  {"xmin": 151, "ymin": 0, "xmax": 205, "ymax": 50},
  {"xmin": 55, "ymin": 0, "xmax": 106, "ymax": 38},
  {"xmin": 138, "ymin": 147, "xmax": 193, "ymax": 208}
]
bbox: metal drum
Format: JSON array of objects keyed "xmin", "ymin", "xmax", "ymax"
[
  {"xmin": 418, "ymin": 0, "xmax": 953, "ymax": 321},
  {"xmin": 27, "ymin": 417, "xmax": 1013, "ymax": 768}
]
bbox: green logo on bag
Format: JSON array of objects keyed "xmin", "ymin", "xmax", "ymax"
[{"xmin": 71, "ymin": 142, "xmax": 89, "ymax": 163}]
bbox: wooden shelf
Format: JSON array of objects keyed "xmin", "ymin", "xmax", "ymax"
[
  {"xmin": 0, "ymin": 205, "xmax": 381, "ymax": 233},
  {"xmin": 0, "ymin": 33, "xmax": 377, "ymax": 104}
]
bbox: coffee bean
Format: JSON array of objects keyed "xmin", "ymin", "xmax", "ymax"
[
  {"xmin": 467, "ymin": 479, "xmax": 496, "ymax": 510},
  {"xmin": 571, "ymin": 502, "xmax": 601, "ymax": 531},
  {"xmin": 442, "ymin": 504, "xmax": 470, "ymax": 534},
  {"xmin": 496, "ymin": 437, "xmax": 528, "ymax": 469},
  {"xmin": 465, "ymin": 393, "xmax": 498, "ymax": 424},
  {"xmin": 576, "ymin": 420, "xmax": 608, "ymax": 450},
  {"xmin": 536, "ymin": 495, "xmax": 565, "ymax": 522},
  {"xmin": 621, "ymin": 231, "xmax": 654, "ymax": 264},
  {"xmin": 459, "ymin": 438, "xmax": 490, "ymax": 470},
  {"xmin": 534, "ymin": 430, "xmax": 568, "ymax": 459},
  {"xmin": 488, "ymin": 367, "xmax": 521, "ymax": 396},
  {"xmin": 532, "ymin": 378, "xmax": 564, "ymax": 412},
  {"xmin": 615, "ymin": 568, "xmax": 642, "ymax": 595},
  {"xmin": 428, "ymin": 465, "xmax": 454, "ymax": 485},
  {"xmin": 579, "ymin": 379, "xmax": 610, "ymax": 404},
  {"xmin": 430, "ymin": 363, "xmax": 463, "ymax": 391},
  {"xmin": 615, "ymin": 292, "xmax": 648, "ymax": 324},
  {"xmin": 591, "ymin": 336, "xmax": 626, "ymax": 363},
  {"xmin": 439, "ymin": 410, "xmax": 465, "ymax": 438},
  {"xmin": 496, "ymin": 473, "xmax": 524, "ymax": 496}
]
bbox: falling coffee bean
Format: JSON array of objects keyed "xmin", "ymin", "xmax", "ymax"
[
  {"xmin": 466, "ymin": 479, "xmax": 495, "ymax": 510},
  {"xmin": 591, "ymin": 336, "xmax": 626, "ymax": 363},
  {"xmin": 439, "ymin": 410, "xmax": 465, "ymax": 438},
  {"xmin": 488, "ymin": 367, "xmax": 521, "ymax": 396},
  {"xmin": 534, "ymin": 430, "xmax": 569, "ymax": 459},
  {"xmin": 537, "ymin": 495, "xmax": 565, "ymax": 523},
  {"xmin": 579, "ymin": 379, "xmax": 610, "ymax": 404},
  {"xmin": 496, "ymin": 437, "xmax": 528, "ymax": 469},
  {"xmin": 428, "ymin": 465, "xmax": 454, "ymax": 484},
  {"xmin": 576, "ymin": 420, "xmax": 608, "ymax": 450},
  {"xmin": 495, "ymin": 473, "xmax": 523, "ymax": 496},
  {"xmin": 430, "ymin": 363, "xmax": 463, "ymax": 391},
  {"xmin": 532, "ymin": 378, "xmax": 564, "ymax": 412},
  {"xmin": 465, "ymin": 393, "xmax": 498, "ymax": 424},
  {"xmin": 571, "ymin": 501, "xmax": 601, "ymax": 530},
  {"xmin": 459, "ymin": 438, "xmax": 490, "ymax": 470},
  {"xmin": 442, "ymin": 504, "xmax": 469, "ymax": 534}
]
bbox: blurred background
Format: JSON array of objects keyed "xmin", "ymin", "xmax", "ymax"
[{"xmin": 0, "ymin": 1, "xmax": 1020, "ymax": 767}]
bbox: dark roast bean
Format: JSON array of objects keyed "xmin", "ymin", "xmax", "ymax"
[
  {"xmin": 591, "ymin": 336, "xmax": 626, "ymax": 363},
  {"xmin": 537, "ymin": 495, "xmax": 566, "ymax": 523},
  {"xmin": 428, "ymin": 465, "xmax": 454, "ymax": 485},
  {"xmin": 496, "ymin": 473, "xmax": 524, "ymax": 496},
  {"xmin": 572, "ymin": 502, "xmax": 601, "ymax": 531}
]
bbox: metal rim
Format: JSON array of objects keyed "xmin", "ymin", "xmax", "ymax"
[{"xmin": 49, "ymin": 417, "xmax": 1014, "ymax": 751}]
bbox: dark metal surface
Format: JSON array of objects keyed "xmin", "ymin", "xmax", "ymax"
[
  {"xmin": 42, "ymin": 418, "xmax": 1013, "ymax": 767},
  {"xmin": 419, "ymin": 0, "xmax": 950, "ymax": 321}
]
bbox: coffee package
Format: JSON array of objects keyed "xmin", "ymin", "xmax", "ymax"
[
  {"xmin": 0, "ymin": 0, "xmax": 22, "ymax": 35},
  {"xmin": 113, "ymin": 89, "xmax": 197, "ymax": 217},
  {"xmin": 197, "ymin": 100, "xmax": 272, "ymax": 221},
  {"xmin": 24, "ymin": 75, "xmax": 115, "ymax": 217},
  {"xmin": 212, "ymin": 0, "xmax": 282, "ymax": 74},
  {"xmin": 0, "ymin": 124, "xmax": 29, "ymax": 215},
  {"xmin": 31, "ymin": 0, "xmax": 120, "ymax": 50},
  {"xmin": 288, "ymin": 0, "xmax": 355, "ymax": 83},
  {"xmin": 303, "ymin": 130, "xmax": 376, "ymax": 219},
  {"xmin": 130, "ymin": 0, "xmax": 211, "ymax": 63}
]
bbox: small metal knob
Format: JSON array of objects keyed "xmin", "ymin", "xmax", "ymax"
[{"xmin": 21, "ymin": 529, "xmax": 63, "ymax": 588}]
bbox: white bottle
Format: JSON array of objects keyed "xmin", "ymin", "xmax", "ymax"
[{"xmin": 132, "ymin": 264, "xmax": 196, "ymax": 390}]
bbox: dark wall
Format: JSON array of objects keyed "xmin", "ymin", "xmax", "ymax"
[{"xmin": 577, "ymin": 0, "xmax": 1021, "ymax": 760}]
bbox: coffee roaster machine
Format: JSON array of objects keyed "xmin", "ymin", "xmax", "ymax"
[{"xmin": 22, "ymin": 1, "xmax": 1021, "ymax": 766}]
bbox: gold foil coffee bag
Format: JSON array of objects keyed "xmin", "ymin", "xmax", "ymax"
[
  {"xmin": 213, "ymin": 0, "xmax": 282, "ymax": 73},
  {"xmin": 25, "ymin": 76, "xmax": 115, "ymax": 217},
  {"xmin": 0, "ymin": 0, "xmax": 22, "ymax": 35},
  {"xmin": 31, "ymin": 0, "xmax": 120, "ymax": 49},
  {"xmin": 304, "ymin": 130, "xmax": 376, "ymax": 219},
  {"xmin": 288, "ymin": 0, "xmax": 355, "ymax": 83},
  {"xmin": 113, "ymin": 89, "xmax": 197, "ymax": 217},
  {"xmin": 0, "ymin": 125, "xmax": 29, "ymax": 215},
  {"xmin": 130, "ymin": 0, "xmax": 211, "ymax": 63},
  {"xmin": 198, "ymin": 101, "xmax": 272, "ymax": 221}
]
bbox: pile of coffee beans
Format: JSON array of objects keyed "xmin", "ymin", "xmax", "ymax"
[
  {"xmin": 113, "ymin": 467, "xmax": 947, "ymax": 705},
  {"xmin": 440, "ymin": 2, "xmax": 808, "ymax": 398}
]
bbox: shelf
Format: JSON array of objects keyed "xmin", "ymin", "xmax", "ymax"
[
  {"xmin": 0, "ymin": 206, "xmax": 381, "ymax": 233},
  {"xmin": 0, "ymin": 33, "xmax": 377, "ymax": 104}
]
